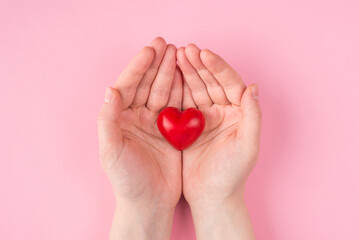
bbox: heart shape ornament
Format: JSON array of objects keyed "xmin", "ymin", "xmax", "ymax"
[{"xmin": 157, "ymin": 107, "xmax": 205, "ymax": 151}]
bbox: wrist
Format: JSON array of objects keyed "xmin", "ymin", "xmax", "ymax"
[
  {"xmin": 188, "ymin": 194, "xmax": 255, "ymax": 240},
  {"xmin": 188, "ymin": 193, "xmax": 245, "ymax": 219},
  {"xmin": 186, "ymin": 184, "xmax": 246, "ymax": 210},
  {"xmin": 109, "ymin": 198, "xmax": 175, "ymax": 240}
]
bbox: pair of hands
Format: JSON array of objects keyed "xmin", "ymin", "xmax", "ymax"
[{"xmin": 97, "ymin": 37, "xmax": 262, "ymax": 240}]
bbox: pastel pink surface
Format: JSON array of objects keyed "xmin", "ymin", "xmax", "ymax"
[{"xmin": 1, "ymin": 0, "xmax": 358, "ymax": 239}]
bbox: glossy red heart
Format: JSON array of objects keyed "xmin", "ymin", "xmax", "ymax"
[{"xmin": 157, "ymin": 107, "xmax": 205, "ymax": 151}]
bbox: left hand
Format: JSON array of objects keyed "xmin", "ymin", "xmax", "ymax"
[{"xmin": 97, "ymin": 37, "xmax": 183, "ymax": 240}]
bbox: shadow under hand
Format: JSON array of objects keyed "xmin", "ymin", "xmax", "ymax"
[{"xmin": 171, "ymin": 195, "xmax": 196, "ymax": 240}]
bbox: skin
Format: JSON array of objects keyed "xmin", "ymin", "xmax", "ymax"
[
  {"xmin": 97, "ymin": 37, "xmax": 262, "ymax": 240},
  {"xmin": 97, "ymin": 37, "xmax": 182, "ymax": 239},
  {"xmin": 177, "ymin": 44, "xmax": 261, "ymax": 240}
]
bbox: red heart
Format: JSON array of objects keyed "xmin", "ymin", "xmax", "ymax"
[{"xmin": 157, "ymin": 107, "xmax": 205, "ymax": 151}]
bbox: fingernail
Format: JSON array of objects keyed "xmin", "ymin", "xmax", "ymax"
[
  {"xmin": 104, "ymin": 87, "xmax": 113, "ymax": 103},
  {"xmin": 251, "ymin": 85, "xmax": 259, "ymax": 99}
]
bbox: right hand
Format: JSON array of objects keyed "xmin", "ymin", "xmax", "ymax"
[{"xmin": 177, "ymin": 44, "xmax": 261, "ymax": 240}]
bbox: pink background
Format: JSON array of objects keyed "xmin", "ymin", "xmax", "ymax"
[{"xmin": 1, "ymin": 0, "xmax": 358, "ymax": 239}]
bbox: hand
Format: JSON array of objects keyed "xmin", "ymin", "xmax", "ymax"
[
  {"xmin": 97, "ymin": 37, "xmax": 182, "ymax": 240},
  {"xmin": 177, "ymin": 44, "xmax": 262, "ymax": 239}
]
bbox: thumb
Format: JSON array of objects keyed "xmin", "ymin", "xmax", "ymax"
[
  {"xmin": 97, "ymin": 87, "xmax": 123, "ymax": 164},
  {"xmin": 238, "ymin": 84, "xmax": 262, "ymax": 152}
]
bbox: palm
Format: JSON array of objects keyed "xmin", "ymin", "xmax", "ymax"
[
  {"xmin": 184, "ymin": 105, "xmax": 252, "ymax": 202},
  {"xmin": 109, "ymin": 107, "xmax": 181, "ymax": 205}
]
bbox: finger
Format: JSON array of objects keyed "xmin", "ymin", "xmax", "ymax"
[
  {"xmin": 146, "ymin": 44, "xmax": 177, "ymax": 112},
  {"xmin": 167, "ymin": 67, "xmax": 183, "ymax": 109},
  {"xmin": 177, "ymin": 47, "xmax": 213, "ymax": 108},
  {"xmin": 238, "ymin": 84, "xmax": 262, "ymax": 154},
  {"xmin": 97, "ymin": 87, "xmax": 123, "ymax": 167},
  {"xmin": 114, "ymin": 46, "xmax": 155, "ymax": 109},
  {"xmin": 185, "ymin": 44, "xmax": 229, "ymax": 105},
  {"xmin": 131, "ymin": 37, "xmax": 167, "ymax": 107},
  {"xmin": 182, "ymin": 76, "xmax": 197, "ymax": 110},
  {"xmin": 200, "ymin": 49, "xmax": 246, "ymax": 106}
]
